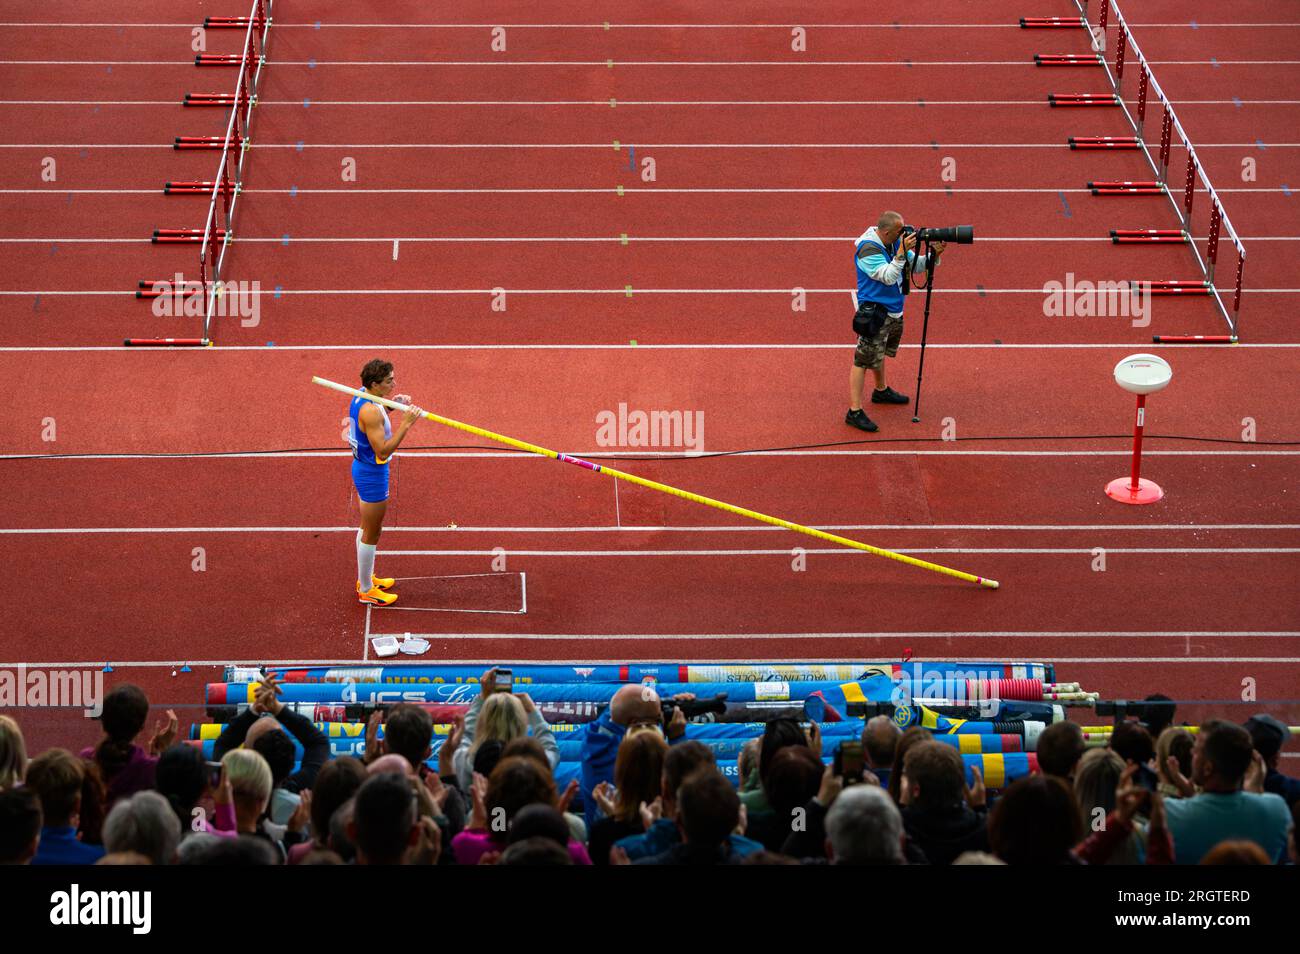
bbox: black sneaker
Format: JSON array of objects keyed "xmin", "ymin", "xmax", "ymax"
[
  {"xmin": 871, "ymin": 386, "xmax": 910, "ymax": 405},
  {"xmin": 845, "ymin": 409, "xmax": 879, "ymax": 432}
]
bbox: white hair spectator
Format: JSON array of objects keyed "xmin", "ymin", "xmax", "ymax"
[
  {"xmin": 825, "ymin": 785, "xmax": 904, "ymax": 864},
  {"xmin": 103, "ymin": 790, "xmax": 181, "ymax": 865}
]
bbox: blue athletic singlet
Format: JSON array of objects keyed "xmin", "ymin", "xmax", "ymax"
[{"xmin": 348, "ymin": 393, "xmax": 392, "ymax": 503}]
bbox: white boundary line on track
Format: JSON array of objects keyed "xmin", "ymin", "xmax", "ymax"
[
  {"xmin": 5, "ymin": 450, "xmax": 1297, "ymax": 461},
  {"xmin": 4, "ymin": 22, "xmax": 1298, "ymax": 28},
  {"xmin": 4, "ymin": 142, "xmax": 1299, "ymax": 149},
  {"xmin": 4, "ymin": 186, "xmax": 1297, "ymax": 195},
  {"xmin": 374, "ymin": 548, "xmax": 1300, "ymax": 556},
  {"xmin": 6, "ymin": 58, "xmax": 1300, "ymax": 77},
  {"xmin": 8, "ymin": 288, "xmax": 1300, "ymax": 297},
  {"xmin": 6, "ymin": 237, "xmax": 1300, "ymax": 245},
  {"xmin": 10, "ymin": 636, "xmax": 1299, "ymax": 667},
  {"xmin": 4, "ymin": 79, "xmax": 1299, "ymax": 103},
  {"xmin": 361, "ymin": 571, "xmax": 527, "ymax": 615},
  {"xmin": 9, "ymin": 93, "xmax": 1300, "ymax": 104},
  {"xmin": 10, "ymin": 233, "xmax": 1300, "ymax": 243},
  {"xmin": 3, "ymin": 524, "xmax": 1295, "ymax": 535},
  {"xmin": 4, "ymin": 343, "xmax": 1300, "ymax": 352}
]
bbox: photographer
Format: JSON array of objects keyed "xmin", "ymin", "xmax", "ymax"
[
  {"xmin": 579, "ymin": 684, "xmax": 694, "ymax": 830},
  {"xmin": 847, "ymin": 211, "xmax": 947, "ymax": 432}
]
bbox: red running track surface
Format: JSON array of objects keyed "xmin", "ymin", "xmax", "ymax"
[{"xmin": 1, "ymin": 0, "xmax": 1297, "ymax": 758}]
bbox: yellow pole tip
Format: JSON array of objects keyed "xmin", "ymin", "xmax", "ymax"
[{"xmin": 980, "ymin": 578, "xmax": 1000, "ymax": 589}]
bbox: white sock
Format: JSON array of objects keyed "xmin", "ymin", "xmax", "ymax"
[{"xmin": 357, "ymin": 532, "xmax": 376, "ymax": 589}]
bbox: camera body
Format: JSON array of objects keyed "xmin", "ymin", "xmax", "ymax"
[{"xmin": 658, "ymin": 694, "xmax": 729, "ymax": 726}]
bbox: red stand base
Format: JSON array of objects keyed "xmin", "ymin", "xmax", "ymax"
[{"xmin": 1105, "ymin": 477, "xmax": 1164, "ymax": 505}]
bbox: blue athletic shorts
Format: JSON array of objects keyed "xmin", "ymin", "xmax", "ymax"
[{"xmin": 351, "ymin": 458, "xmax": 389, "ymax": 503}]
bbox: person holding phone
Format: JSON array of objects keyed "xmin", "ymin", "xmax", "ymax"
[{"xmin": 450, "ymin": 668, "xmax": 559, "ymax": 791}]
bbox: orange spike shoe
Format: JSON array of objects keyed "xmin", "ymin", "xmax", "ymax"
[{"xmin": 357, "ymin": 581, "xmax": 397, "ymax": 605}]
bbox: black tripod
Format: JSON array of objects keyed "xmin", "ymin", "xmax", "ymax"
[{"xmin": 910, "ymin": 240, "xmax": 938, "ymax": 424}]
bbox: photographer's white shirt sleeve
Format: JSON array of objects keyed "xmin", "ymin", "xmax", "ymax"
[{"xmin": 860, "ymin": 249, "xmax": 927, "ymax": 286}]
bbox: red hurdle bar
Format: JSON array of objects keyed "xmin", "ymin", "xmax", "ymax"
[
  {"xmin": 1116, "ymin": 27, "xmax": 1127, "ymax": 78},
  {"xmin": 1136, "ymin": 66, "xmax": 1148, "ymax": 121},
  {"xmin": 1021, "ymin": 17, "xmax": 1085, "ymax": 28},
  {"xmin": 174, "ymin": 136, "xmax": 242, "ymax": 150},
  {"xmin": 135, "ymin": 280, "xmax": 171, "ymax": 299},
  {"xmin": 1069, "ymin": 136, "xmax": 1139, "ymax": 149},
  {"xmin": 124, "ymin": 338, "xmax": 210, "ymax": 347},
  {"xmin": 1035, "ymin": 54, "xmax": 1101, "ymax": 66},
  {"xmin": 205, "ymin": 15, "xmax": 266, "ymax": 28},
  {"xmin": 154, "ymin": 228, "xmax": 228, "ymax": 244},
  {"xmin": 1110, "ymin": 229, "xmax": 1188, "ymax": 244},
  {"xmin": 195, "ymin": 54, "xmax": 243, "ymax": 66},
  {"xmin": 1158, "ymin": 110, "xmax": 1172, "ymax": 175},
  {"xmin": 1090, "ymin": 180, "xmax": 1165, "ymax": 195},
  {"xmin": 1183, "ymin": 153, "xmax": 1197, "ymax": 217},
  {"xmin": 1207, "ymin": 205, "xmax": 1221, "ymax": 270},
  {"xmin": 165, "ymin": 180, "xmax": 236, "ymax": 195},
  {"xmin": 184, "ymin": 92, "xmax": 249, "ymax": 107},
  {"xmin": 1152, "ymin": 335, "xmax": 1237, "ymax": 344},
  {"xmin": 1233, "ymin": 253, "xmax": 1245, "ymax": 319},
  {"xmin": 1048, "ymin": 93, "xmax": 1118, "ymax": 106},
  {"xmin": 1133, "ymin": 280, "xmax": 1212, "ymax": 296}
]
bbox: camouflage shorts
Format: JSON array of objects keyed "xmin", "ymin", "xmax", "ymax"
[{"xmin": 854, "ymin": 311, "xmax": 905, "ymax": 369}]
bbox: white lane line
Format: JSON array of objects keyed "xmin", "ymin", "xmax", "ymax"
[
  {"xmin": 5, "ymin": 450, "xmax": 1297, "ymax": 462},
  {"xmin": 7, "ymin": 186, "xmax": 1103, "ymax": 194},
  {"xmin": 3, "ymin": 343, "xmax": 1297, "ymax": 353},
  {"xmin": 9, "ymin": 58, "xmax": 1300, "ymax": 78},
  {"xmin": 0, "ymin": 100, "xmax": 175, "ymax": 105},
  {"xmin": 4, "ymin": 80, "xmax": 1299, "ymax": 104},
  {"xmin": 7, "ymin": 287, "xmax": 1300, "ymax": 295},
  {"xmin": 3, "ymin": 22, "xmax": 1296, "ymax": 28},
  {"xmin": 5, "ymin": 142, "xmax": 1299, "ymax": 149},
  {"xmin": 2, "ymin": 524, "xmax": 1297, "ymax": 535},
  {"xmin": 5, "ymin": 236, "xmax": 1298, "ymax": 245},
  {"xmin": 13, "ymin": 94, "xmax": 1300, "ymax": 105},
  {"xmin": 3, "ymin": 236, "xmax": 1129, "ymax": 244},
  {"xmin": 23, "ymin": 186, "xmax": 1300, "ymax": 196},
  {"xmin": 9, "ymin": 641, "xmax": 1299, "ymax": 667},
  {"xmin": 12, "ymin": 186, "xmax": 1294, "ymax": 196},
  {"xmin": 373, "ymin": 607, "xmax": 523, "ymax": 614},
  {"xmin": 376, "ymin": 547, "xmax": 1300, "ymax": 556}
]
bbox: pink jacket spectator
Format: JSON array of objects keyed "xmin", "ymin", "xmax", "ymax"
[
  {"xmin": 80, "ymin": 743, "xmax": 157, "ymax": 806},
  {"xmin": 451, "ymin": 828, "xmax": 592, "ymax": 866}
]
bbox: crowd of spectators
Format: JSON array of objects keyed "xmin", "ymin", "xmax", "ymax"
[{"xmin": 0, "ymin": 671, "xmax": 1296, "ymax": 866}]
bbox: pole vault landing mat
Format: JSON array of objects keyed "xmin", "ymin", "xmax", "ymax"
[{"xmin": 369, "ymin": 572, "xmax": 527, "ymax": 617}]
